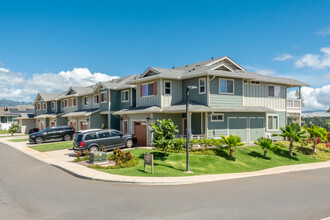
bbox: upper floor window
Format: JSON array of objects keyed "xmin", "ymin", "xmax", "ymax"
[
  {"xmin": 268, "ymin": 115, "xmax": 279, "ymax": 131},
  {"xmin": 84, "ymin": 97, "xmax": 88, "ymax": 106},
  {"xmin": 51, "ymin": 102, "xmax": 55, "ymax": 109},
  {"xmin": 101, "ymin": 92, "xmax": 107, "ymax": 103},
  {"xmin": 199, "ymin": 78, "xmax": 206, "ymax": 94},
  {"xmin": 250, "ymin": 81, "xmax": 260, "ymax": 85},
  {"xmin": 72, "ymin": 98, "xmax": 76, "ymax": 106},
  {"xmin": 219, "ymin": 79, "xmax": 234, "ymax": 94},
  {"xmin": 61, "ymin": 101, "xmax": 64, "ymax": 108},
  {"xmin": 64, "ymin": 100, "xmax": 68, "ymax": 108},
  {"xmin": 142, "ymin": 83, "xmax": 155, "ymax": 97},
  {"xmin": 38, "ymin": 103, "xmax": 41, "ymax": 110},
  {"xmin": 164, "ymin": 81, "xmax": 171, "ymax": 95},
  {"xmin": 94, "ymin": 95, "xmax": 99, "ymax": 104},
  {"xmin": 244, "ymin": 80, "xmax": 248, "ymax": 84},
  {"xmin": 268, "ymin": 85, "xmax": 281, "ymax": 97},
  {"xmin": 121, "ymin": 90, "xmax": 129, "ymax": 102},
  {"xmin": 43, "ymin": 103, "xmax": 46, "ymax": 110}
]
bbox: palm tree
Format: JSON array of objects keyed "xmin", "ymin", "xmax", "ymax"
[
  {"xmin": 273, "ymin": 123, "xmax": 308, "ymax": 157},
  {"xmin": 221, "ymin": 135, "xmax": 245, "ymax": 159},
  {"xmin": 254, "ymin": 137, "xmax": 273, "ymax": 158},
  {"xmin": 303, "ymin": 125, "xmax": 327, "ymax": 153}
]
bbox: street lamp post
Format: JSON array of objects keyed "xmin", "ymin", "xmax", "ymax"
[{"xmin": 185, "ymin": 85, "xmax": 197, "ymax": 173}]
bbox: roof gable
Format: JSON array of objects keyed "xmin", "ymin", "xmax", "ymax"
[
  {"xmin": 205, "ymin": 57, "xmax": 245, "ymax": 71},
  {"xmin": 141, "ymin": 68, "xmax": 161, "ymax": 78},
  {"xmin": 212, "ymin": 64, "xmax": 234, "ymax": 72}
]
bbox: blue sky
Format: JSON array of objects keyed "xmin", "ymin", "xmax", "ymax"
[{"xmin": 0, "ymin": 0, "xmax": 329, "ymax": 110}]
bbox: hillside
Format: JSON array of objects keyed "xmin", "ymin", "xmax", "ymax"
[{"xmin": 0, "ymin": 99, "xmax": 32, "ymax": 107}]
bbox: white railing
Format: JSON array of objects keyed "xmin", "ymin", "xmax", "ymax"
[
  {"xmin": 287, "ymin": 98, "xmax": 301, "ymax": 113},
  {"xmin": 175, "ymin": 134, "xmax": 206, "ymax": 139}
]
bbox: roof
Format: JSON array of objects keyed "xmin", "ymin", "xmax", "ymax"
[
  {"xmin": 113, "ymin": 104, "xmax": 275, "ymax": 115},
  {"xmin": 0, "ymin": 106, "xmax": 34, "ymax": 116},
  {"xmin": 14, "ymin": 113, "xmax": 35, "ymax": 120},
  {"xmin": 101, "ymin": 75, "xmax": 138, "ymax": 90},
  {"xmin": 302, "ymin": 112, "xmax": 330, "ymax": 117},
  {"xmin": 34, "ymin": 113, "xmax": 64, "ymax": 119},
  {"xmin": 39, "ymin": 93, "xmax": 61, "ymax": 101},
  {"xmin": 61, "ymin": 109, "xmax": 101, "ymax": 118},
  {"xmin": 57, "ymin": 85, "xmax": 97, "ymax": 99},
  {"xmin": 128, "ymin": 56, "xmax": 309, "ymax": 87}
]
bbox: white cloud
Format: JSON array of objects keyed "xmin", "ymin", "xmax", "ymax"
[
  {"xmin": 288, "ymin": 85, "xmax": 330, "ymax": 111},
  {"xmin": 316, "ymin": 26, "xmax": 330, "ymax": 37},
  {"xmin": 295, "ymin": 47, "xmax": 330, "ymax": 69},
  {"xmin": 0, "ymin": 67, "xmax": 119, "ymax": 102},
  {"xmin": 274, "ymin": 54, "xmax": 293, "ymax": 61},
  {"xmin": 245, "ymin": 66, "xmax": 276, "ymax": 75}
]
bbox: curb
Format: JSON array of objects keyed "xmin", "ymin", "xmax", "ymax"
[{"xmin": 3, "ymin": 140, "xmax": 330, "ymax": 185}]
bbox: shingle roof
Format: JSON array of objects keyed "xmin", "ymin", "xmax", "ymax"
[
  {"xmin": 39, "ymin": 93, "xmax": 61, "ymax": 101},
  {"xmin": 101, "ymin": 75, "xmax": 138, "ymax": 90},
  {"xmin": 61, "ymin": 109, "xmax": 101, "ymax": 117},
  {"xmin": 0, "ymin": 106, "xmax": 34, "ymax": 116}
]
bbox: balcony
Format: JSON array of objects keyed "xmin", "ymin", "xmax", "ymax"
[{"xmin": 287, "ymin": 98, "xmax": 301, "ymax": 113}]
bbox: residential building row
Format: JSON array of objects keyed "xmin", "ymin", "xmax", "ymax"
[{"xmin": 26, "ymin": 56, "xmax": 307, "ymax": 146}]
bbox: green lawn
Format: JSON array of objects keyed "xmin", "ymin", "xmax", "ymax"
[
  {"xmin": 95, "ymin": 146, "xmax": 322, "ymax": 177},
  {"xmin": 29, "ymin": 141, "xmax": 73, "ymax": 152},
  {"xmin": 8, "ymin": 138, "xmax": 29, "ymax": 142},
  {"xmin": 0, "ymin": 130, "xmax": 9, "ymax": 134}
]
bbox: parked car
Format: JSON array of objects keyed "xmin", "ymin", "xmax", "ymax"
[
  {"xmin": 29, "ymin": 126, "xmax": 75, "ymax": 144},
  {"xmin": 28, "ymin": 128, "xmax": 39, "ymax": 134},
  {"xmin": 73, "ymin": 129, "xmax": 137, "ymax": 153}
]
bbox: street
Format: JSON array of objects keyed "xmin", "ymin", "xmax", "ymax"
[{"xmin": 0, "ymin": 142, "xmax": 330, "ymax": 220}]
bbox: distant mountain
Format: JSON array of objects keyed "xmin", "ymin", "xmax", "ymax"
[{"xmin": 0, "ymin": 99, "xmax": 32, "ymax": 107}]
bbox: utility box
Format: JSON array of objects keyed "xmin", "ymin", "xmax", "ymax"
[{"xmin": 89, "ymin": 151, "xmax": 107, "ymax": 164}]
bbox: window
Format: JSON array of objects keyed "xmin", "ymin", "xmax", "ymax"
[
  {"xmin": 164, "ymin": 81, "xmax": 171, "ymax": 95},
  {"xmin": 94, "ymin": 95, "xmax": 99, "ymax": 104},
  {"xmin": 111, "ymin": 130, "xmax": 122, "ymax": 136},
  {"xmin": 84, "ymin": 97, "xmax": 88, "ymax": 106},
  {"xmin": 268, "ymin": 85, "xmax": 281, "ymax": 97},
  {"xmin": 84, "ymin": 133, "xmax": 97, "ymax": 140},
  {"xmin": 72, "ymin": 98, "xmax": 76, "ymax": 106},
  {"xmin": 101, "ymin": 92, "xmax": 107, "ymax": 103},
  {"xmin": 211, "ymin": 113, "xmax": 224, "ymax": 122},
  {"xmin": 38, "ymin": 103, "xmax": 41, "ymax": 110},
  {"xmin": 268, "ymin": 115, "xmax": 279, "ymax": 130},
  {"xmin": 64, "ymin": 100, "xmax": 68, "ymax": 108},
  {"xmin": 1, "ymin": 117, "xmax": 7, "ymax": 123},
  {"xmin": 219, "ymin": 79, "xmax": 234, "ymax": 94},
  {"xmin": 51, "ymin": 102, "xmax": 55, "ymax": 109},
  {"xmin": 142, "ymin": 83, "xmax": 154, "ymax": 97},
  {"xmin": 199, "ymin": 78, "xmax": 206, "ymax": 94},
  {"xmin": 244, "ymin": 80, "xmax": 248, "ymax": 84},
  {"xmin": 43, "ymin": 103, "xmax": 46, "ymax": 110},
  {"xmin": 250, "ymin": 81, "xmax": 260, "ymax": 85},
  {"xmin": 98, "ymin": 131, "xmax": 111, "ymax": 139},
  {"xmin": 61, "ymin": 101, "xmax": 64, "ymax": 108},
  {"xmin": 121, "ymin": 90, "xmax": 129, "ymax": 102}
]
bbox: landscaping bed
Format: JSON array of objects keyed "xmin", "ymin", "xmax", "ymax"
[
  {"xmin": 29, "ymin": 141, "xmax": 73, "ymax": 152},
  {"xmin": 92, "ymin": 146, "xmax": 321, "ymax": 177}
]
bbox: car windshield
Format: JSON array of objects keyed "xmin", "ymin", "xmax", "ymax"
[
  {"xmin": 40, "ymin": 128, "xmax": 50, "ymax": 133},
  {"xmin": 75, "ymin": 134, "xmax": 83, "ymax": 142}
]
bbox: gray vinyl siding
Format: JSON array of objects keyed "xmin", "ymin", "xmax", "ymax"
[
  {"xmin": 100, "ymin": 89, "xmax": 110, "ymax": 111},
  {"xmin": 191, "ymin": 113, "xmax": 201, "ymax": 134},
  {"xmin": 162, "ymin": 79, "xmax": 182, "ymax": 106},
  {"xmin": 110, "ymin": 90, "xmax": 120, "ymax": 111},
  {"xmin": 244, "ymin": 83, "xmax": 286, "ymax": 98},
  {"xmin": 89, "ymin": 113, "xmax": 107, "ymax": 129},
  {"xmin": 137, "ymin": 79, "xmax": 161, "ymax": 107},
  {"xmin": 56, "ymin": 116, "xmax": 67, "ymax": 126},
  {"xmin": 77, "ymin": 97, "xmax": 83, "ymax": 110},
  {"xmin": 207, "ymin": 112, "xmax": 265, "ymax": 139},
  {"xmin": 210, "ymin": 77, "xmax": 243, "ymax": 107},
  {"xmin": 182, "ymin": 77, "xmax": 207, "ymax": 105},
  {"xmin": 63, "ymin": 105, "xmax": 78, "ymax": 113},
  {"xmin": 266, "ymin": 111, "xmax": 286, "ymax": 135},
  {"xmin": 110, "ymin": 114, "xmax": 120, "ymax": 130},
  {"xmin": 153, "ymin": 113, "xmax": 184, "ymax": 135},
  {"xmin": 119, "ymin": 89, "xmax": 132, "ymax": 109},
  {"xmin": 81, "ymin": 96, "xmax": 93, "ymax": 110}
]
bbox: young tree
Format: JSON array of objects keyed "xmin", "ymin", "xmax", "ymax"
[
  {"xmin": 304, "ymin": 124, "xmax": 327, "ymax": 153},
  {"xmin": 254, "ymin": 137, "xmax": 273, "ymax": 158},
  {"xmin": 221, "ymin": 135, "xmax": 245, "ymax": 159},
  {"xmin": 272, "ymin": 123, "xmax": 308, "ymax": 157},
  {"xmin": 8, "ymin": 123, "xmax": 20, "ymax": 136},
  {"xmin": 151, "ymin": 119, "xmax": 178, "ymax": 156}
]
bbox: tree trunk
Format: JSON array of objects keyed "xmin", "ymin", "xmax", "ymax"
[
  {"xmin": 264, "ymin": 149, "xmax": 267, "ymax": 158},
  {"xmin": 289, "ymin": 141, "xmax": 293, "ymax": 157},
  {"xmin": 229, "ymin": 148, "xmax": 233, "ymax": 159},
  {"xmin": 313, "ymin": 141, "xmax": 317, "ymax": 153},
  {"xmin": 11, "ymin": 133, "xmax": 13, "ymax": 136}
]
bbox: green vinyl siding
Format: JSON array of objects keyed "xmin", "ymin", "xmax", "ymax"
[
  {"xmin": 153, "ymin": 113, "xmax": 184, "ymax": 135},
  {"xmin": 228, "ymin": 118, "xmax": 247, "ymax": 142},
  {"xmin": 90, "ymin": 113, "xmax": 108, "ymax": 129},
  {"xmin": 182, "ymin": 77, "xmax": 207, "ymax": 105},
  {"xmin": 210, "ymin": 78, "xmax": 243, "ymax": 106},
  {"xmin": 191, "ymin": 113, "xmax": 201, "ymax": 134}
]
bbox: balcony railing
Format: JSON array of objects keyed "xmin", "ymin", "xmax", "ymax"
[{"xmin": 287, "ymin": 98, "xmax": 301, "ymax": 113}]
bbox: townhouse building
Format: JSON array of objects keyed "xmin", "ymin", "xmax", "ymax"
[{"xmin": 33, "ymin": 56, "xmax": 306, "ymax": 146}]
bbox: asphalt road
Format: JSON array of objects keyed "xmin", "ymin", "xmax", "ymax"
[{"xmin": 1, "ymin": 142, "xmax": 330, "ymax": 220}]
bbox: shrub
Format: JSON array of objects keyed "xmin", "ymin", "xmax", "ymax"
[
  {"xmin": 151, "ymin": 119, "xmax": 178, "ymax": 155},
  {"xmin": 8, "ymin": 123, "xmax": 20, "ymax": 136},
  {"xmin": 110, "ymin": 149, "xmax": 133, "ymax": 165},
  {"xmin": 88, "ymin": 156, "xmax": 139, "ymax": 169},
  {"xmin": 254, "ymin": 137, "xmax": 273, "ymax": 158},
  {"xmin": 174, "ymin": 138, "xmax": 186, "ymax": 150},
  {"xmin": 221, "ymin": 135, "xmax": 245, "ymax": 159}
]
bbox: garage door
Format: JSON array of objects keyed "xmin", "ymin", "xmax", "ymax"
[
  {"xmin": 134, "ymin": 121, "xmax": 147, "ymax": 146},
  {"xmin": 249, "ymin": 118, "xmax": 264, "ymax": 143},
  {"xmin": 229, "ymin": 118, "xmax": 247, "ymax": 142}
]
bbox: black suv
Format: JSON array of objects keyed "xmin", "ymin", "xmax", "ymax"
[
  {"xmin": 29, "ymin": 126, "xmax": 75, "ymax": 144},
  {"xmin": 73, "ymin": 129, "xmax": 137, "ymax": 153}
]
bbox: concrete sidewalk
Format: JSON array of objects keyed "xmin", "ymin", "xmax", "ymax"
[{"xmin": 2, "ymin": 138, "xmax": 330, "ymax": 185}]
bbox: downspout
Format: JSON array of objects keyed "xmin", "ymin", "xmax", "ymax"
[
  {"xmin": 206, "ymin": 75, "xmax": 215, "ymax": 138},
  {"xmin": 108, "ymin": 89, "xmax": 111, "ymax": 129}
]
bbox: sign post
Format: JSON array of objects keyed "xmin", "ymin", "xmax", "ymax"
[{"xmin": 144, "ymin": 153, "xmax": 154, "ymax": 174}]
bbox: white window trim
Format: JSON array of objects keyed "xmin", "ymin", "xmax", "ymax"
[
  {"xmin": 101, "ymin": 92, "xmax": 108, "ymax": 103},
  {"xmin": 164, "ymin": 81, "xmax": 172, "ymax": 96},
  {"xmin": 210, "ymin": 113, "xmax": 224, "ymax": 122},
  {"xmin": 72, "ymin": 98, "xmax": 76, "ymax": 106},
  {"xmin": 267, "ymin": 114, "xmax": 279, "ymax": 131},
  {"xmin": 43, "ymin": 103, "xmax": 46, "ymax": 110},
  {"xmin": 268, "ymin": 84, "xmax": 281, "ymax": 98},
  {"xmin": 83, "ymin": 97, "xmax": 89, "ymax": 106},
  {"xmin": 93, "ymin": 95, "xmax": 99, "ymax": 104},
  {"xmin": 121, "ymin": 90, "xmax": 129, "ymax": 103},
  {"xmin": 219, "ymin": 78, "xmax": 234, "ymax": 94},
  {"xmin": 61, "ymin": 101, "xmax": 64, "ymax": 109},
  {"xmin": 51, "ymin": 101, "xmax": 55, "ymax": 109},
  {"xmin": 199, "ymin": 78, "xmax": 206, "ymax": 94},
  {"xmin": 250, "ymin": 81, "xmax": 261, "ymax": 86},
  {"xmin": 141, "ymin": 82, "xmax": 155, "ymax": 98},
  {"xmin": 64, "ymin": 99, "xmax": 68, "ymax": 108}
]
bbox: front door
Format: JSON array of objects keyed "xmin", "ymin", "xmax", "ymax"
[
  {"xmin": 50, "ymin": 122, "xmax": 55, "ymax": 127},
  {"xmin": 80, "ymin": 121, "xmax": 88, "ymax": 130},
  {"xmin": 40, "ymin": 122, "xmax": 45, "ymax": 131},
  {"xmin": 70, "ymin": 122, "xmax": 77, "ymax": 130},
  {"xmin": 229, "ymin": 118, "xmax": 247, "ymax": 142},
  {"xmin": 134, "ymin": 121, "xmax": 147, "ymax": 146}
]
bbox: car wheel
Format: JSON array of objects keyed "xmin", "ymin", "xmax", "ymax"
[
  {"xmin": 35, "ymin": 137, "xmax": 44, "ymax": 144},
  {"xmin": 64, "ymin": 134, "xmax": 71, "ymax": 141},
  {"xmin": 125, "ymin": 139, "xmax": 133, "ymax": 148},
  {"xmin": 89, "ymin": 146, "xmax": 99, "ymax": 153}
]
